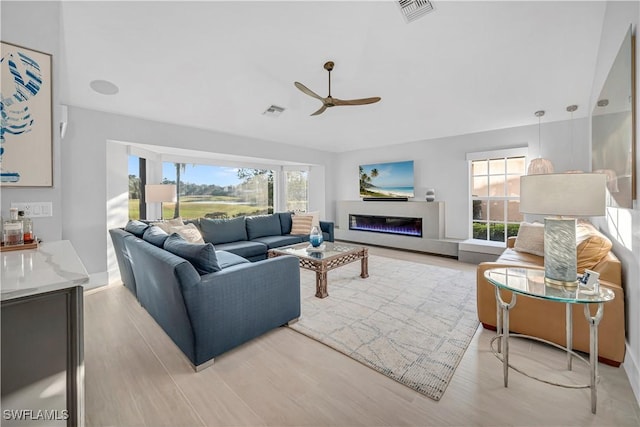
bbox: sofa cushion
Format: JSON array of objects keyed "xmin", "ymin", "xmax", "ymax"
[
  {"xmin": 291, "ymin": 214, "xmax": 313, "ymax": 235},
  {"xmin": 200, "ymin": 216, "xmax": 247, "ymax": 244},
  {"xmin": 163, "ymin": 233, "xmax": 221, "ymax": 275},
  {"xmin": 278, "ymin": 212, "xmax": 293, "ymax": 235},
  {"xmin": 251, "ymin": 235, "xmax": 304, "ymax": 249},
  {"xmin": 143, "ymin": 225, "xmax": 170, "ymax": 247},
  {"xmin": 125, "ymin": 220, "xmax": 149, "ymax": 238},
  {"xmin": 513, "ymin": 222, "xmax": 545, "ymax": 257},
  {"xmin": 576, "ymin": 221, "xmax": 613, "ymax": 273},
  {"xmin": 213, "ymin": 241, "xmax": 267, "ymax": 259},
  {"xmin": 215, "ymin": 250, "xmax": 250, "ymax": 269},
  {"xmin": 246, "ymin": 214, "xmax": 282, "ymax": 240}
]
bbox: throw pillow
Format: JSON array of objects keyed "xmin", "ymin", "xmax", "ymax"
[
  {"xmin": 307, "ymin": 211, "xmax": 320, "ymax": 228},
  {"xmin": 171, "ymin": 223, "xmax": 205, "ymax": 244},
  {"xmin": 163, "ymin": 233, "xmax": 221, "ymax": 275},
  {"xmin": 142, "ymin": 225, "xmax": 170, "ymax": 248},
  {"xmin": 513, "ymin": 222, "xmax": 544, "ymax": 257},
  {"xmin": 124, "ymin": 219, "xmax": 149, "ymax": 238},
  {"xmin": 291, "ymin": 214, "xmax": 314, "ymax": 235},
  {"xmin": 151, "ymin": 217, "xmax": 184, "ymax": 233},
  {"xmin": 576, "ymin": 221, "xmax": 612, "ymax": 273}
]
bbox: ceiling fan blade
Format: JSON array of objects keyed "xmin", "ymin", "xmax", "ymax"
[
  {"xmin": 310, "ymin": 105, "xmax": 328, "ymax": 116},
  {"xmin": 333, "ymin": 97, "xmax": 381, "ymax": 106},
  {"xmin": 294, "ymin": 82, "xmax": 324, "ymax": 101}
]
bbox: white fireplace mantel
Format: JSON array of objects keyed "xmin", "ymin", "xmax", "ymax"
[{"xmin": 334, "ymin": 200, "xmax": 457, "ymax": 256}]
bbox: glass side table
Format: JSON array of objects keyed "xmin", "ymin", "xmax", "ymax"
[{"xmin": 484, "ymin": 267, "xmax": 615, "ymax": 414}]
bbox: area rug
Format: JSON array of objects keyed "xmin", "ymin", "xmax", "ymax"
[{"xmin": 289, "ymin": 255, "xmax": 479, "ymax": 401}]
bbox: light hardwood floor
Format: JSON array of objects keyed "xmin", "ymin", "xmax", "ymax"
[{"xmin": 85, "ymin": 244, "xmax": 640, "ymax": 426}]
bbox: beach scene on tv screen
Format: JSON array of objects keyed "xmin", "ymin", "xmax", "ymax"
[{"xmin": 359, "ymin": 160, "xmax": 414, "ymax": 198}]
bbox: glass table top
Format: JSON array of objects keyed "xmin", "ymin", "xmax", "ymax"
[
  {"xmin": 271, "ymin": 242, "xmax": 362, "ymax": 261},
  {"xmin": 484, "ymin": 267, "xmax": 614, "ymax": 304}
]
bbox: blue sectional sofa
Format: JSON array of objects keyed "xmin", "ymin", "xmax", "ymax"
[
  {"xmin": 110, "ymin": 212, "xmax": 333, "ymax": 295},
  {"xmin": 108, "ymin": 212, "xmax": 333, "ymax": 369},
  {"xmin": 197, "ymin": 212, "xmax": 334, "ymax": 262},
  {"xmin": 109, "ymin": 224, "xmax": 301, "ymax": 370}
]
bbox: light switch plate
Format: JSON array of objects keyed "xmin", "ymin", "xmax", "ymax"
[{"xmin": 10, "ymin": 202, "xmax": 53, "ymax": 218}]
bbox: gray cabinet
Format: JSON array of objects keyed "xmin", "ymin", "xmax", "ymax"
[{"xmin": 1, "ymin": 241, "xmax": 87, "ymax": 426}]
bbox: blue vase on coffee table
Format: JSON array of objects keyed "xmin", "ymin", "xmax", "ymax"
[{"xmin": 309, "ymin": 226, "xmax": 323, "ymax": 247}]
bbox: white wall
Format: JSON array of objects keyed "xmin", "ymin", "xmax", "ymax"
[
  {"xmin": 331, "ymin": 117, "xmax": 589, "ymax": 240},
  {"xmin": 589, "ymin": 0, "xmax": 640, "ymax": 406},
  {"xmin": 0, "ymin": 1, "xmax": 62, "ymax": 244}
]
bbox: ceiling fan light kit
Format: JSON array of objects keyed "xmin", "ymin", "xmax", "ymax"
[{"xmin": 294, "ymin": 61, "xmax": 381, "ymax": 116}]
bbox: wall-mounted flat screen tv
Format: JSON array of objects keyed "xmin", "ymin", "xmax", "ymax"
[{"xmin": 359, "ymin": 160, "xmax": 415, "ymax": 199}]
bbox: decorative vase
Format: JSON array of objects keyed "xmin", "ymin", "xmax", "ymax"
[
  {"xmin": 425, "ymin": 188, "xmax": 435, "ymax": 202},
  {"xmin": 309, "ymin": 226, "xmax": 323, "ymax": 247}
]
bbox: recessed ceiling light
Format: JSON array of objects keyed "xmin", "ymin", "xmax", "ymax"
[{"xmin": 90, "ymin": 79, "xmax": 119, "ymax": 95}]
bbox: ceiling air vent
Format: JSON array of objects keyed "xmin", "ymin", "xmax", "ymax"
[
  {"xmin": 398, "ymin": 0, "xmax": 434, "ymax": 23},
  {"xmin": 262, "ymin": 105, "xmax": 285, "ymax": 117}
]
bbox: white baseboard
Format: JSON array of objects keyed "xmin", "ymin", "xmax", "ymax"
[
  {"xmin": 623, "ymin": 344, "xmax": 640, "ymax": 408},
  {"xmin": 86, "ymin": 271, "xmax": 109, "ymax": 290}
]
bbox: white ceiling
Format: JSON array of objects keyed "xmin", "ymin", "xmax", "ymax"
[{"xmin": 59, "ymin": 1, "xmax": 606, "ymax": 153}]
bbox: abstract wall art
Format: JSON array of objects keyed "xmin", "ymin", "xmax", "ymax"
[{"xmin": 1, "ymin": 41, "xmax": 52, "ymax": 187}]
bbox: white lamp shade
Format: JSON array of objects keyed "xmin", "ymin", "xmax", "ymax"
[
  {"xmin": 520, "ymin": 173, "xmax": 606, "ymax": 216},
  {"xmin": 145, "ymin": 184, "xmax": 177, "ymax": 203}
]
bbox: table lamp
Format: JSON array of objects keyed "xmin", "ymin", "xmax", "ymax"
[
  {"xmin": 520, "ymin": 173, "xmax": 606, "ymax": 287},
  {"xmin": 145, "ymin": 184, "xmax": 177, "ymax": 220}
]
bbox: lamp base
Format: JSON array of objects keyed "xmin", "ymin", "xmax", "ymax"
[
  {"xmin": 543, "ymin": 217, "xmax": 578, "ymax": 287},
  {"xmin": 544, "ymin": 276, "xmax": 579, "ymax": 288}
]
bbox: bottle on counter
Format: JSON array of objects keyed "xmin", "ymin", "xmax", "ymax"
[
  {"xmin": 18, "ymin": 210, "xmax": 34, "ymax": 244},
  {"xmin": 3, "ymin": 208, "xmax": 24, "ymax": 246}
]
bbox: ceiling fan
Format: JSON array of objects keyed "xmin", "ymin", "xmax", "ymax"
[{"xmin": 294, "ymin": 61, "xmax": 381, "ymax": 116}]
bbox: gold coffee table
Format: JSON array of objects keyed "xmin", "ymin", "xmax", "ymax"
[{"xmin": 268, "ymin": 242, "xmax": 368, "ymax": 298}]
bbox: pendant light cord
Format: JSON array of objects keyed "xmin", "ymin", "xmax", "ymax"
[{"xmin": 566, "ymin": 105, "xmax": 578, "ymax": 171}]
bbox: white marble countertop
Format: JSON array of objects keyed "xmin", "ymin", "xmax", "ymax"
[{"xmin": 1, "ymin": 240, "xmax": 89, "ymax": 301}]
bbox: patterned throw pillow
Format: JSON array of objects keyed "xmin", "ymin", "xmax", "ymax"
[
  {"xmin": 151, "ymin": 217, "xmax": 184, "ymax": 233},
  {"xmin": 171, "ymin": 223, "xmax": 204, "ymax": 244},
  {"xmin": 513, "ymin": 222, "xmax": 544, "ymax": 257},
  {"xmin": 291, "ymin": 214, "xmax": 314, "ymax": 235}
]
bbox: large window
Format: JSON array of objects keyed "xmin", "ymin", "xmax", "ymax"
[
  {"xmin": 128, "ymin": 157, "xmax": 309, "ymax": 220},
  {"xmin": 284, "ymin": 169, "xmax": 309, "ymax": 212},
  {"xmin": 161, "ymin": 163, "xmax": 273, "ymax": 219},
  {"xmin": 470, "ymin": 151, "xmax": 526, "ymax": 242}
]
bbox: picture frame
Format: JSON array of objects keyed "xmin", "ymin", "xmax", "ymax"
[{"xmin": 1, "ymin": 41, "xmax": 53, "ymax": 187}]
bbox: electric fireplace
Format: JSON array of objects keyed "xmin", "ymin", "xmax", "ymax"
[{"xmin": 349, "ymin": 214, "xmax": 422, "ymax": 237}]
